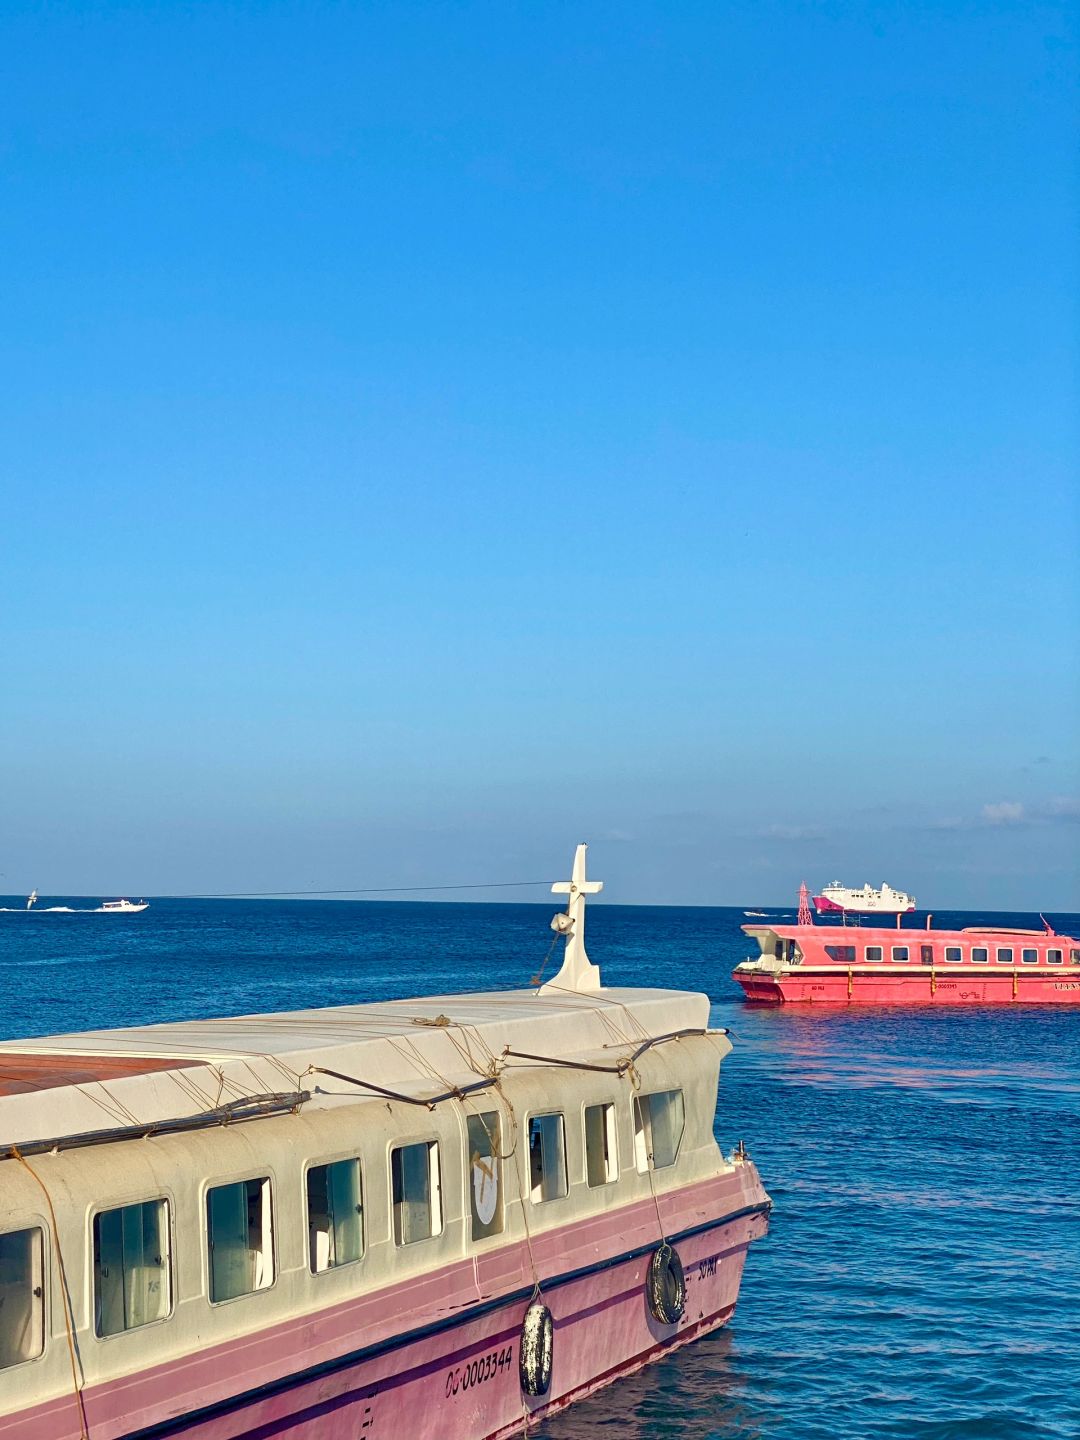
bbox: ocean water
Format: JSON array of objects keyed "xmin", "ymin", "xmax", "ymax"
[{"xmin": 2, "ymin": 898, "xmax": 1079, "ymax": 1440}]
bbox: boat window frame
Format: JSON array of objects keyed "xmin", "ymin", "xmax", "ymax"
[
  {"xmin": 891, "ymin": 945, "xmax": 910, "ymax": 963},
  {"xmin": 864, "ymin": 945, "xmax": 883, "ymax": 962},
  {"xmin": 1021, "ymin": 948, "xmax": 1041, "ymax": 964},
  {"xmin": 90, "ymin": 1194, "xmax": 173, "ymax": 1339},
  {"xmin": 526, "ymin": 1111, "xmax": 569, "ymax": 1205},
  {"xmin": 824, "ymin": 944, "xmax": 857, "ymax": 963},
  {"xmin": 633, "ymin": 1089, "xmax": 685, "ymax": 1174},
  {"xmin": 1047, "ymin": 949, "xmax": 1064, "ymax": 965},
  {"xmin": 583, "ymin": 1100, "xmax": 619, "ymax": 1189},
  {"xmin": 943, "ymin": 946, "xmax": 963, "ymax": 963},
  {"xmin": 920, "ymin": 944, "xmax": 935, "ymax": 964},
  {"xmin": 971, "ymin": 947, "xmax": 989, "ymax": 963},
  {"xmin": 390, "ymin": 1138, "xmax": 444, "ymax": 1246},
  {"xmin": 304, "ymin": 1154, "xmax": 365, "ymax": 1276},
  {"xmin": 995, "ymin": 947, "xmax": 1014, "ymax": 965},
  {"xmin": 204, "ymin": 1173, "xmax": 277, "ymax": 1306},
  {"xmin": 465, "ymin": 1110, "xmax": 505, "ymax": 1243},
  {"xmin": 0, "ymin": 1222, "xmax": 47, "ymax": 1371}
]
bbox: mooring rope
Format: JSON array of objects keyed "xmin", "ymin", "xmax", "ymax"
[{"xmin": 11, "ymin": 1148, "xmax": 90, "ymax": 1440}]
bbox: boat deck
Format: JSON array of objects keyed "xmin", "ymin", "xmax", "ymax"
[{"xmin": 0, "ymin": 1052, "xmax": 199, "ymax": 1096}]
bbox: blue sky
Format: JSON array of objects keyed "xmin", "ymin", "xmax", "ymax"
[{"xmin": 2, "ymin": 1, "xmax": 1077, "ymax": 907}]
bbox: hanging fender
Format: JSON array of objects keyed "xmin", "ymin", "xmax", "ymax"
[
  {"xmin": 519, "ymin": 1298, "xmax": 554, "ymax": 1397},
  {"xmin": 646, "ymin": 1242, "xmax": 686, "ymax": 1325}
]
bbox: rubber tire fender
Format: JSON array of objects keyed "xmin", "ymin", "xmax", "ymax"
[
  {"xmin": 519, "ymin": 1299, "xmax": 554, "ymax": 1397},
  {"xmin": 647, "ymin": 1243, "xmax": 686, "ymax": 1325}
]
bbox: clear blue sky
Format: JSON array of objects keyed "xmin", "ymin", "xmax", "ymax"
[{"xmin": 2, "ymin": 1, "xmax": 1077, "ymax": 908}]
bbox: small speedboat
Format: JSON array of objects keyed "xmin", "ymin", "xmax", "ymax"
[{"xmin": 98, "ymin": 899, "xmax": 149, "ymax": 913}]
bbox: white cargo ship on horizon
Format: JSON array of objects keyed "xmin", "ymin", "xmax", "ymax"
[{"xmin": 813, "ymin": 881, "xmax": 916, "ymax": 914}]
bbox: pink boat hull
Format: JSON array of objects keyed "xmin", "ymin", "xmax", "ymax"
[
  {"xmin": 6, "ymin": 1173, "xmax": 769, "ymax": 1440},
  {"xmin": 736, "ymin": 968, "xmax": 1080, "ymax": 1004}
]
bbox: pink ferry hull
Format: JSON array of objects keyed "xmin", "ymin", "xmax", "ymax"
[{"xmin": 5, "ymin": 1171, "xmax": 769, "ymax": 1440}]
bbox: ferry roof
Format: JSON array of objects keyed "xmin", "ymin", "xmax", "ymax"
[{"xmin": 0, "ymin": 984, "xmax": 711, "ymax": 1152}]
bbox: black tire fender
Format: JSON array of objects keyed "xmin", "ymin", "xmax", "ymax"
[
  {"xmin": 519, "ymin": 1298, "xmax": 554, "ymax": 1397},
  {"xmin": 646, "ymin": 1242, "xmax": 686, "ymax": 1325}
]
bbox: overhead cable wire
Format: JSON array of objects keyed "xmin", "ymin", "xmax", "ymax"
[{"xmin": 147, "ymin": 879, "xmax": 558, "ymax": 899}]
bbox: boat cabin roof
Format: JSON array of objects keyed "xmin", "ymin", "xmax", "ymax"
[{"xmin": 0, "ymin": 984, "xmax": 709, "ymax": 1151}]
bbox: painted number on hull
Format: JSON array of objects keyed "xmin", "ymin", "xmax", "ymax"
[
  {"xmin": 445, "ymin": 1345, "xmax": 514, "ymax": 1399},
  {"xmin": 697, "ymin": 1257, "xmax": 718, "ymax": 1280}
]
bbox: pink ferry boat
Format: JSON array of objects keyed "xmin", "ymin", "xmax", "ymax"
[
  {"xmin": 734, "ymin": 915, "xmax": 1080, "ymax": 1005},
  {"xmin": 0, "ymin": 846, "xmax": 770, "ymax": 1440}
]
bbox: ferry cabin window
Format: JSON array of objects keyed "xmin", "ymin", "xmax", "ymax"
[
  {"xmin": 93, "ymin": 1199, "xmax": 170, "ymax": 1336},
  {"xmin": 920, "ymin": 945, "xmax": 934, "ymax": 964},
  {"xmin": 528, "ymin": 1114, "xmax": 568, "ymax": 1203},
  {"xmin": 0, "ymin": 1227, "xmax": 44, "ymax": 1369},
  {"xmin": 634, "ymin": 1090, "xmax": 685, "ymax": 1173},
  {"xmin": 467, "ymin": 1112, "xmax": 504, "ymax": 1241},
  {"xmin": 1047, "ymin": 949, "xmax": 1064, "ymax": 965},
  {"xmin": 892, "ymin": 946, "xmax": 910, "ymax": 962},
  {"xmin": 825, "ymin": 945, "xmax": 856, "ymax": 962},
  {"xmin": 207, "ymin": 1179, "xmax": 274, "ymax": 1302},
  {"xmin": 865, "ymin": 946, "xmax": 883, "ymax": 962},
  {"xmin": 392, "ymin": 1141, "xmax": 443, "ymax": 1245},
  {"xmin": 996, "ymin": 948, "xmax": 1014, "ymax": 964},
  {"xmin": 944, "ymin": 947, "xmax": 963, "ymax": 963},
  {"xmin": 972, "ymin": 948, "xmax": 989, "ymax": 963},
  {"xmin": 307, "ymin": 1160, "xmax": 363, "ymax": 1274},
  {"xmin": 584, "ymin": 1102, "xmax": 618, "ymax": 1187},
  {"xmin": 1071, "ymin": 950, "xmax": 1080, "ymax": 965},
  {"xmin": 1022, "ymin": 949, "xmax": 1040, "ymax": 964}
]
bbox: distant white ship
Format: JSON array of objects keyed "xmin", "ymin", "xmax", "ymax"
[
  {"xmin": 813, "ymin": 881, "xmax": 916, "ymax": 914},
  {"xmin": 98, "ymin": 899, "xmax": 149, "ymax": 913}
]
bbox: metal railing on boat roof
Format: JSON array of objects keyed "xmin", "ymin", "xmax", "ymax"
[{"xmin": 1, "ymin": 1090, "xmax": 309, "ymax": 1162}]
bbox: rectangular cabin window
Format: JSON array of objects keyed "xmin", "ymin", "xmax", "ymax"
[
  {"xmin": 93, "ymin": 1200, "xmax": 170, "ymax": 1335},
  {"xmin": 891, "ymin": 946, "xmax": 909, "ymax": 962},
  {"xmin": 1070, "ymin": 950, "xmax": 1080, "ymax": 965},
  {"xmin": 1021, "ymin": 948, "xmax": 1040, "ymax": 964},
  {"xmin": 467, "ymin": 1113, "xmax": 503, "ymax": 1241},
  {"xmin": 920, "ymin": 944, "xmax": 934, "ymax": 964},
  {"xmin": 307, "ymin": 1160, "xmax": 363, "ymax": 1273},
  {"xmin": 584, "ymin": 1102, "xmax": 618, "ymax": 1187},
  {"xmin": 996, "ymin": 947, "xmax": 1014, "ymax": 964},
  {"xmin": 865, "ymin": 946, "xmax": 883, "ymax": 962},
  {"xmin": 392, "ymin": 1142, "xmax": 442, "ymax": 1245},
  {"xmin": 528, "ymin": 1114, "xmax": 568, "ymax": 1203},
  {"xmin": 971, "ymin": 947, "xmax": 988, "ymax": 963},
  {"xmin": 0, "ymin": 1227, "xmax": 44, "ymax": 1369},
  {"xmin": 206, "ymin": 1178, "xmax": 273, "ymax": 1302},
  {"xmin": 634, "ymin": 1090, "xmax": 685, "ymax": 1173},
  {"xmin": 825, "ymin": 945, "xmax": 856, "ymax": 962},
  {"xmin": 1047, "ymin": 949, "xmax": 1064, "ymax": 965},
  {"xmin": 944, "ymin": 947, "xmax": 963, "ymax": 963}
]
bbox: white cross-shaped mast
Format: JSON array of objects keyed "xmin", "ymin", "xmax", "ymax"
[{"xmin": 540, "ymin": 842, "xmax": 604, "ymax": 993}]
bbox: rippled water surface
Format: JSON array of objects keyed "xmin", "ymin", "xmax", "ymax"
[{"xmin": 3, "ymin": 899, "xmax": 1079, "ymax": 1440}]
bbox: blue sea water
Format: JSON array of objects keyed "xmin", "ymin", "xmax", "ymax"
[{"xmin": 2, "ymin": 898, "xmax": 1079, "ymax": 1440}]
